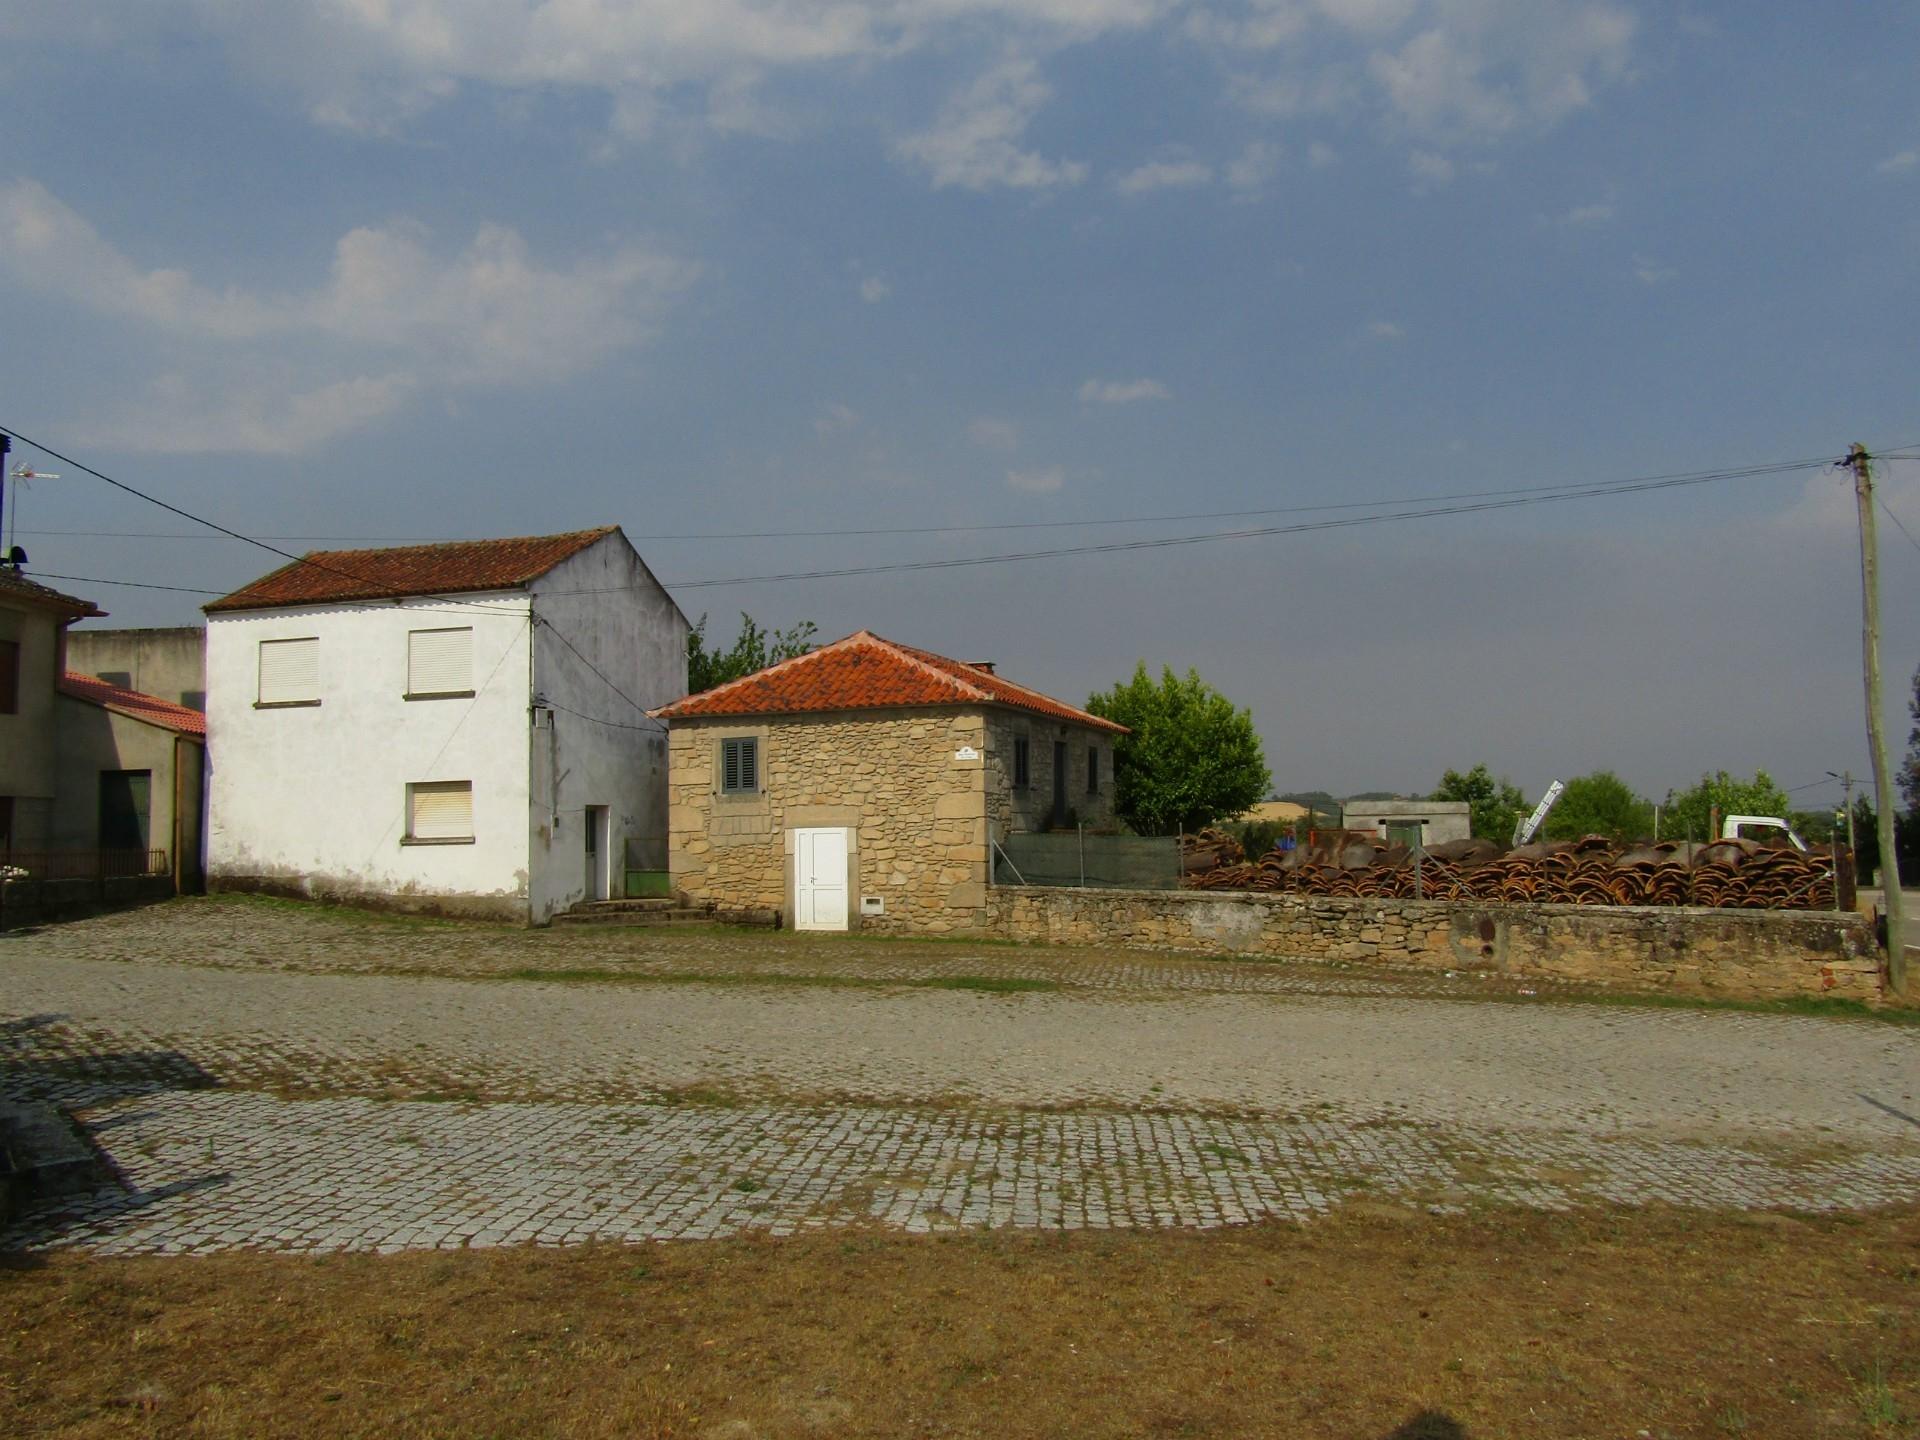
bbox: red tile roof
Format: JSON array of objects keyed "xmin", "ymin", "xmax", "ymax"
[
  {"xmin": 0, "ymin": 567, "xmax": 105, "ymax": 619},
  {"xmin": 60, "ymin": 672, "xmax": 207, "ymax": 738},
  {"xmin": 204, "ymin": 527, "xmax": 620, "ymax": 613},
  {"xmin": 651, "ymin": 630, "xmax": 1127, "ymax": 733}
]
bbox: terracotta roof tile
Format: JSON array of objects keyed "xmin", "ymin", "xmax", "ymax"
[
  {"xmin": 59, "ymin": 672, "xmax": 207, "ymax": 737},
  {"xmin": 204, "ymin": 527, "xmax": 620, "ymax": 613},
  {"xmin": 0, "ymin": 567, "xmax": 105, "ymax": 618},
  {"xmin": 651, "ymin": 631, "xmax": 1127, "ymax": 734}
]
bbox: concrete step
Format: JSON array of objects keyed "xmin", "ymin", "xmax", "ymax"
[
  {"xmin": 1, "ymin": 1102, "xmax": 107, "ymax": 1219},
  {"xmin": 553, "ymin": 906, "xmax": 713, "ymax": 926}
]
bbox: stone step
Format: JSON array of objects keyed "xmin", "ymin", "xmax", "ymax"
[
  {"xmin": 572, "ymin": 897, "xmax": 681, "ymax": 913},
  {"xmin": 553, "ymin": 907, "xmax": 713, "ymax": 926},
  {"xmin": 1, "ymin": 1102, "xmax": 107, "ymax": 1219}
]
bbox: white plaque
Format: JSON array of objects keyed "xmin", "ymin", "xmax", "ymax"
[{"xmin": 954, "ymin": 745, "xmax": 980, "ymax": 761}]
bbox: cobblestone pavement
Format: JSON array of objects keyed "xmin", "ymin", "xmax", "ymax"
[{"xmin": 4, "ymin": 903, "xmax": 1918, "ymax": 1255}]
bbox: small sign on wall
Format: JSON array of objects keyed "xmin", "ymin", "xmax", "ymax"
[{"xmin": 954, "ymin": 745, "xmax": 980, "ymax": 762}]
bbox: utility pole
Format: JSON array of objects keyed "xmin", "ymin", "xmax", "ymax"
[
  {"xmin": 1828, "ymin": 769, "xmax": 1857, "ymax": 853},
  {"xmin": 1845, "ymin": 443, "xmax": 1906, "ymax": 993}
]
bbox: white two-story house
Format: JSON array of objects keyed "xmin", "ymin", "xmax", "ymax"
[{"xmin": 203, "ymin": 526, "xmax": 687, "ymax": 924}]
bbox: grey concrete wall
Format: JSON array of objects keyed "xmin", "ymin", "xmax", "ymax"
[
  {"xmin": 66, "ymin": 626, "xmax": 207, "ymax": 711},
  {"xmin": 988, "ymin": 884, "xmax": 1886, "ymax": 1005},
  {"xmin": 1340, "ymin": 801, "xmax": 1473, "ymax": 846}
]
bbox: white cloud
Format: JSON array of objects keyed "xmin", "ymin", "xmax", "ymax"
[
  {"xmin": 1307, "ymin": 139, "xmax": 1338, "ymax": 167},
  {"xmin": 1078, "ymin": 377, "xmax": 1171, "ymax": 404},
  {"xmin": 1226, "ymin": 139, "xmax": 1282, "ymax": 194},
  {"xmin": 968, "ymin": 417, "xmax": 1020, "ymax": 451},
  {"xmin": 859, "ymin": 274, "xmax": 893, "ymax": 303},
  {"xmin": 1006, "ymin": 464, "xmax": 1066, "ymax": 493},
  {"xmin": 1115, "ymin": 155, "xmax": 1215, "ymax": 195},
  {"xmin": 895, "ymin": 55, "xmax": 1089, "ymax": 191},
  {"xmin": 0, "ymin": 178, "xmax": 695, "ymax": 453},
  {"xmin": 82, "ymin": 373, "xmax": 417, "ymax": 456},
  {"xmin": 1364, "ymin": 319, "xmax": 1405, "ymax": 340},
  {"xmin": 1550, "ymin": 200, "xmax": 1614, "ymax": 225},
  {"xmin": 1632, "ymin": 254, "xmax": 1676, "ymax": 285},
  {"xmin": 813, "ymin": 402, "xmax": 861, "ymax": 437},
  {"xmin": 1407, "ymin": 147, "xmax": 1455, "ymax": 186},
  {"xmin": 1875, "ymin": 149, "xmax": 1918, "ymax": 176}
]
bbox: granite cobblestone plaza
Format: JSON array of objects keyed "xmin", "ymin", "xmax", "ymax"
[{"xmin": 5, "ymin": 903, "xmax": 1918, "ymax": 1257}]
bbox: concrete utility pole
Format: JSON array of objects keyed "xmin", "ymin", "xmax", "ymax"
[{"xmin": 1845, "ymin": 443, "xmax": 1906, "ymax": 993}]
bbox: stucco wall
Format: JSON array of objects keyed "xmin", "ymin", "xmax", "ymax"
[
  {"xmin": 0, "ymin": 598, "xmax": 64, "ymax": 844},
  {"xmin": 206, "ymin": 593, "xmax": 536, "ymax": 920},
  {"xmin": 1340, "ymin": 801, "xmax": 1473, "ymax": 846},
  {"xmin": 668, "ymin": 708, "xmax": 991, "ymax": 933},
  {"xmin": 66, "ymin": 626, "xmax": 207, "ymax": 711},
  {"xmin": 51, "ymin": 696, "xmax": 205, "ymax": 887},
  {"xmin": 989, "ymin": 885, "xmax": 1887, "ymax": 1004},
  {"xmin": 525, "ymin": 542, "xmax": 687, "ymax": 922}
]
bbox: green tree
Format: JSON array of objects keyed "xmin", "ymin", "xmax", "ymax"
[
  {"xmin": 1086, "ymin": 664, "xmax": 1270, "ymax": 835},
  {"xmin": 1541, "ymin": 770, "xmax": 1653, "ymax": 842},
  {"xmin": 1903, "ymin": 663, "xmax": 1920, "ymax": 816},
  {"xmin": 1431, "ymin": 764, "xmax": 1528, "ymax": 843},
  {"xmin": 686, "ymin": 612, "xmax": 818, "ymax": 694},
  {"xmin": 1659, "ymin": 770, "xmax": 1791, "ymax": 843}
]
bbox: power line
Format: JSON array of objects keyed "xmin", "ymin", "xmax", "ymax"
[
  {"xmin": 658, "ymin": 458, "xmax": 1841, "ymax": 591},
  {"xmin": 1878, "ymin": 499, "xmax": 1920, "ymax": 557},
  {"xmin": 27, "ymin": 571, "xmax": 224, "ymax": 596},
  {"xmin": 21, "ymin": 450, "xmax": 1919, "ymax": 548}
]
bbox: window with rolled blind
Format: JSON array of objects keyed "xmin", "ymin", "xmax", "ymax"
[
  {"xmin": 257, "ymin": 637, "xmax": 319, "ymax": 706},
  {"xmin": 406, "ymin": 780, "xmax": 474, "ymax": 842},
  {"xmin": 407, "ymin": 627, "xmax": 473, "ymax": 698}
]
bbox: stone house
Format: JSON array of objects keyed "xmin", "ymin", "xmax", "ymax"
[
  {"xmin": 1, "ymin": 567, "xmax": 105, "ymax": 853},
  {"xmin": 650, "ymin": 631, "xmax": 1126, "ymax": 934},
  {"xmin": 204, "ymin": 527, "xmax": 688, "ymax": 924}
]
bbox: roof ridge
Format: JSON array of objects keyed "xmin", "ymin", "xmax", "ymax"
[
  {"xmin": 292, "ymin": 524, "xmax": 619, "ymax": 566},
  {"xmin": 861, "ymin": 632, "xmax": 994, "ymax": 705},
  {"xmin": 652, "ymin": 629, "xmax": 857, "ymax": 714},
  {"xmin": 890, "ymin": 636, "xmax": 1100, "ymax": 716}
]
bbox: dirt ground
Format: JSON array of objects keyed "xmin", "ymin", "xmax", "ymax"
[{"xmin": 5, "ymin": 1203, "xmax": 1916, "ymax": 1440}]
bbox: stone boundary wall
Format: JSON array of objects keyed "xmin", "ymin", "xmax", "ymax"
[
  {"xmin": 987, "ymin": 885, "xmax": 1886, "ymax": 1005},
  {"xmin": 0, "ymin": 875, "xmax": 175, "ymax": 932}
]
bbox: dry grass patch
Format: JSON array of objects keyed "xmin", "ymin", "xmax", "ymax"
[{"xmin": 5, "ymin": 1204, "xmax": 1918, "ymax": 1438}]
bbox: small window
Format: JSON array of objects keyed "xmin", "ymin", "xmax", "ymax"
[
  {"xmin": 257, "ymin": 637, "xmax": 319, "ymax": 706},
  {"xmin": 1087, "ymin": 746, "xmax": 1099, "ymax": 795},
  {"xmin": 407, "ymin": 627, "xmax": 473, "ymax": 698},
  {"xmin": 1013, "ymin": 736, "xmax": 1030, "ymax": 789},
  {"xmin": 0, "ymin": 639, "xmax": 19, "ymax": 715},
  {"xmin": 406, "ymin": 780, "xmax": 474, "ymax": 842},
  {"xmin": 721, "ymin": 737, "xmax": 758, "ymax": 794}
]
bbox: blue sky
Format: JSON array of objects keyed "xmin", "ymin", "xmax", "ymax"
[{"xmin": 2, "ymin": 2, "xmax": 1917, "ymax": 808}]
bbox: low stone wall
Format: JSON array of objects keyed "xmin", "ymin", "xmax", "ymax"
[
  {"xmin": 987, "ymin": 885, "xmax": 1887, "ymax": 1005},
  {"xmin": 0, "ymin": 875, "xmax": 176, "ymax": 931}
]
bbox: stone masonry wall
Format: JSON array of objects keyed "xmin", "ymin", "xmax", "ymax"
[
  {"xmin": 988, "ymin": 885, "xmax": 1886, "ymax": 1005},
  {"xmin": 981, "ymin": 710, "xmax": 1117, "ymax": 837},
  {"xmin": 668, "ymin": 709, "xmax": 990, "ymax": 934}
]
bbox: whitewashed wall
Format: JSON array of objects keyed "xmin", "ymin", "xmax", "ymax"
[
  {"xmin": 205, "ymin": 592, "xmax": 536, "ymax": 919},
  {"xmin": 526, "ymin": 540, "xmax": 687, "ymax": 922}
]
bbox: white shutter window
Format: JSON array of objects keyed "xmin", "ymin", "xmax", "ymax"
[
  {"xmin": 407, "ymin": 627, "xmax": 473, "ymax": 697},
  {"xmin": 257, "ymin": 637, "xmax": 319, "ymax": 705},
  {"xmin": 407, "ymin": 781, "xmax": 474, "ymax": 841}
]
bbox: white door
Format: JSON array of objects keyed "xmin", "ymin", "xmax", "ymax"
[{"xmin": 793, "ymin": 827, "xmax": 850, "ymax": 931}]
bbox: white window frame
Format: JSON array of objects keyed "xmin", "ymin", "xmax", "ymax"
[
  {"xmin": 404, "ymin": 780, "xmax": 475, "ymax": 845},
  {"xmin": 256, "ymin": 636, "xmax": 320, "ymax": 708},
  {"xmin": 405, "ymin": 626, "xmax": 475, "ymax": 700}
]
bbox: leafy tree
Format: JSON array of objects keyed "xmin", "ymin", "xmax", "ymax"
[
  {"xmin": 1086, "ymin": 664, "xmax": 1270, "ymax": 836},
  {"xmin": 1904, "ymin": 663, "xmax": 1920, "ymax": 816},
  {"xmin": 1431, "ymin": 764, "xmax": 1528, "ymax": 843},
  {"xmin": 1659, "ymin": 770, "xmax": 1791, "ymax": 844},
  {"xmin": 686, "ymin": 612, "xmax": 818, "ymax": 694},
  {"xmin": 1849, "ymin": 794, "xmax": 1920, "ymax": 886},
  {"xmin": 1541, "ymin": 771, "xmax": 1653, "ymax": 842}
]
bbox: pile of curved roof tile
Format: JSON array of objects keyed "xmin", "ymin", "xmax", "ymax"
[{"xmin": 1183, "ymin": 832, "xmax": 1839, "ymax": 910}]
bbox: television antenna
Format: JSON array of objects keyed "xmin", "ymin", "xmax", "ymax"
[{"xmin": 4, "ymin": 460, "xmax": 59, "ymax": 560}]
